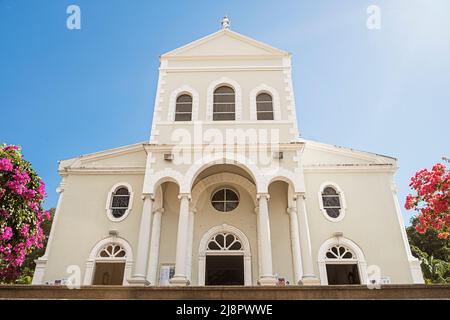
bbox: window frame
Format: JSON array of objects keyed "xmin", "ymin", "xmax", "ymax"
[
  {"xmin": 174, "ymin": 93, "xmax": 193, "ymax": 121},
  {"xmin": 206, "ymin": 77, "xmax": 242, "ymax": 121},
  {"xmin": 168, "ymin": 85, "xmax": 199, "ymax": 122},
  {"xmin": 256, "ymin": 92, "xmax": 274, "ymax": 120},
  {"xmin": 249, "ymin": 84, "xmax": 281, "ymax": 121},
  {"xmin": 210, "ymin": 187, "xmax": 240, "ymax": 213},
  {"xmin": 318, "ymin": 182, "xmax": 346, "ymax": 222},
  {"xmin": 105, "ymin": 183, "xmax": 134, "ymax": 222},
  {"xmin": 213, "ymin": 85, "xmax": 236, "ymax": 121}
]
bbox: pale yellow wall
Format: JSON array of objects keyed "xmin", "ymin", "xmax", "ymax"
[
  {"xmin": 304, "ymin": 171, "xmax": 413, "ymax": 284},
  {"xmin": 44, "ymin": 174, "xmax": 144, "ymax": 283}
]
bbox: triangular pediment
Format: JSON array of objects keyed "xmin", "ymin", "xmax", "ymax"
[{"xmin": 161, "ymin": 29, "xmax": 289, "ymax": 58}]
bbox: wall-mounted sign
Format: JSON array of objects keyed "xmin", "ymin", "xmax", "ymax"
[{"xmin": 159, "ymin": 264, "xmax": 175, "ymax": 286}]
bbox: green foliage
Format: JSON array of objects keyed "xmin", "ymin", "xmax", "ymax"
[{"xmin": 407, "ymin": 217, "xmax": 450, "ymax": 284}]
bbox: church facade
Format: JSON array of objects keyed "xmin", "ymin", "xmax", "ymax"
[{"xmin": 32, "ymin": 20, "xmax": 424, "ymax": 287}]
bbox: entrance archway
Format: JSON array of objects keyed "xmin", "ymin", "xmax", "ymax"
[
  {"xmin": 83, "ymin": 237, "xmax": 133, "ymax": 286},
  {"xmin": 198, "ymin": 224, "xmax": 252, "ymax": 286},
  {"xmin": 318, "ymin": 237, "xmax": 367, "ymax": 285}
]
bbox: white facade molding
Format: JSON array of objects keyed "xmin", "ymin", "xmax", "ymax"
[
  {"xmin": 198, "ymin": 224, "xmax": 252, "ymax": 286},
  {"xmin": 60, "ymin": 167, "xmax": 145, "ymax": 175},
  {"xmin": 32, "ymin": 177, "xmax": 68, "ymax": 285},
  {"xmin": 184, "ymin": 153, "xmax": 262, "ymax": 193},
  {"xmin": 146, "ymin": 168, "xmax": 185, "ymax": 194},
  {"xmin": 150, "ymin": 70, "xmax": 167, "ymax": 143},
  {"xmin": 318, "ymin": 181, "xmax": 347, "ymax": 223},
  {"xmin": 105, "ymin": 182, "xmax": 134, "ymax": 222},
  {"xmin": 167, "ymin": 85, "xmax": 200, "ymax": 121},
  {"xmin": 263, "ymin": 167, "xmax": 305, "ymax": 194},
  {"xmin": 191, "ymin": 172, "xmax": 257, "ymax": 208},
  {"xmin": 83, "ymin": 236, "xmax": 133, "ymax": 286},
  {"xmin": 390, "ymin": 179, "xmax": 425, "ymax": 284},
  {"xmin": 206, "ymin": 77, "xmax": 242, "ymax": 121},
  {"xmin": 283, "ymin": 68, "xmax": 299, "ymax": 138},
  {"xmin": 155, "ymin": 120, "xmax": 296, "ymax": 125},
  {"xmin": 161, "ymin": 29, "xmax": 289, "ymax": 58},
  {"xmin": 303, "ymin": 164, "xmax": 396, "ymax": 173},
  {"xmin": 317, "ymin": 236, "xmax": 368, "ymax": 285},
  {"xmin": 249, "ymin": 84, "xmax": 281, "ymax": 121}
]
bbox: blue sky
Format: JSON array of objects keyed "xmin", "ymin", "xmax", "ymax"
[{"xmin": 1, "ymin": 0, "xmax": 449, "ymax": 225}]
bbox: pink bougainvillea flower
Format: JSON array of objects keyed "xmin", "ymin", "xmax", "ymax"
[
  {"xmin": 0, "ymin": 158, "xmax": 13, "ymax": 171},
  {"xmin": 19, "ymin": 224, "xmax": 30, "ymax": 237},
  {"xmin": 0, "ymin": 227, "xmax": 13, "ymax": 241},
  {"xmin": 37, "ymin": 181, "xmax": 47, "ymax": 197},
  {"xmin": 2, "ymin": 145, "xmax": 19, "ymax": 152},
  {"xmin": 0, "ymin": 143, "xmax": 51, "ymax": 281}
]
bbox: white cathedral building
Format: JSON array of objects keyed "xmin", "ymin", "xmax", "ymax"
[{"xmin": 33, "ymin": 19, "xmax": 424, "ymax": 287}]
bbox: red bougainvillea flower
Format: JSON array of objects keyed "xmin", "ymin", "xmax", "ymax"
[{"xmin": 405, "ymin": 162, "xmax": 450, "ymax": 239}]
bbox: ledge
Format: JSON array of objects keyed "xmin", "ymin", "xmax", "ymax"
[{"xmin": 0, "ymin": 284, "xmax": 449, "ymax": 300}]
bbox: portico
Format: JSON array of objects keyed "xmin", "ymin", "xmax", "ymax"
[{"xmin": 127, "ymin": 158, "xmax": 319, "ymax": 286}]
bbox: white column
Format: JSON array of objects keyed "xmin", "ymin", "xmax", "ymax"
[
  {"xmin": 129, "ymin": 194, "xmax": 153, "ymax": 285},
  {"xmin": 32, "ymin": 178, "xmax": 66, "ymax": 285},
  {"xmin": 295, "ymin": 193, "xmax": 320, "ymax": 285},
  {"xmin": 287, "ymin": 207, "xmax": 303, "ymax": 285},
  {"xmin": 186, "ymin": 208, "xmax": 196, "ymax": 283},
  {"xmin": 169, "ymin": 193, "xmax": 191, "ymax": 286},
  {"xmin": 147, "ymin": 207, "xmax": 164, "ymax": 285},
  {"xmin": 256, "ymin": 193, "xmax": 277, "ymax": 286},
  {"xmin": 254, "ymin": 206, "xmax": 262, "ymax": 280}
]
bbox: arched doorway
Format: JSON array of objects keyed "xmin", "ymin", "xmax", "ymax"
[
  {"xmin": 83, "ymin": 237, "xmax": 133, "ymax": 286},
  {"xmin": 318, "ymin": 237, "xmax": 367, "ymax": 285},
  {"xmin": 198, "ymin": 224, "xmax": 252, "ymax": 286}
]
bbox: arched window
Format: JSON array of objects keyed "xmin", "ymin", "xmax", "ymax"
[
  {"xmin": 106, "ymin": 183, "xmax": 134, "ymax": 222},
  {"xmin": 175, "ymin": 94, "xmax": 192, "ymax": 121},
  {"xmin": 213, "ymin": 86, "xmax": 235, "ymax": 121},
  {"xmin": 98, "ymin": 244, "xmax": 128, "ymax": 259},
  {"xmin": 256, "ymin": 93, "xmax": 274, "ymax": 120},
  {"xmin": 207, "ymin": 232, "xmax": 243, "ymax": 251},
  {"xmin": 322, "ymin": 186, "xmax": 342, "ymax": 219},
  {"xmin": 325, "ymin": 245, "xmax": 356, "ymax": 260}
]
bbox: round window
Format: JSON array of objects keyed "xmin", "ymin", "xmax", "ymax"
[{"xmin": 211, "ymin": 188, "xmax": 239, "ymax": 212}]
